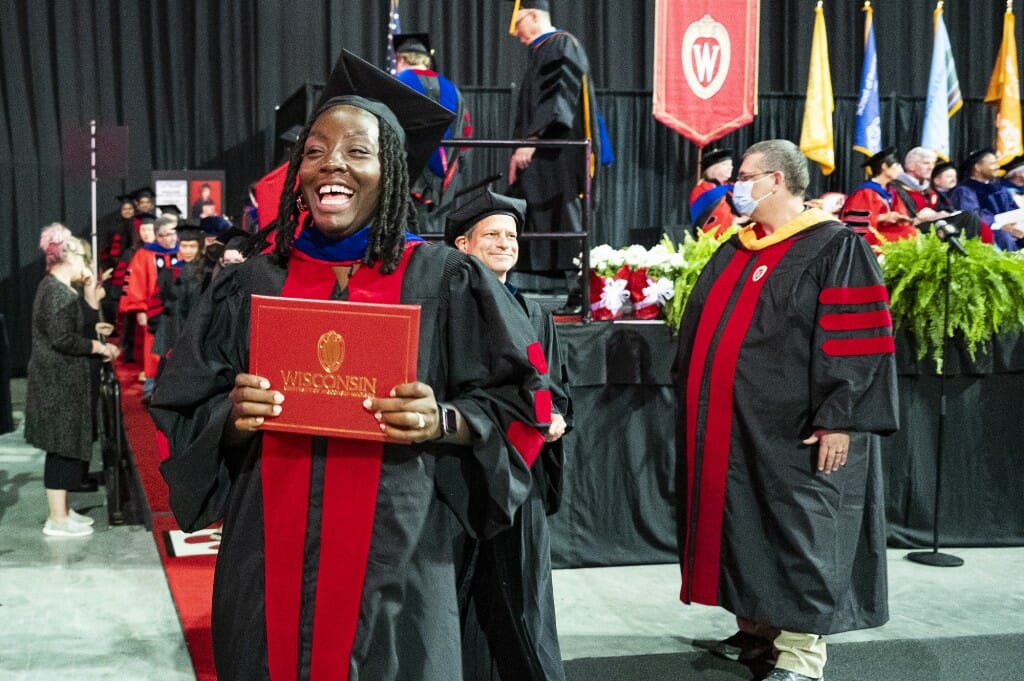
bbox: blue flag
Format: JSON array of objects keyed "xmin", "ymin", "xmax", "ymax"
[{"xmin": 854, "ymin": 4, "xmax": 881, "ymax": 158}]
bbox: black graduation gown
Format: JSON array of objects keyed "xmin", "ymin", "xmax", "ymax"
[
  {"xmin": 671, "ymin": 214, "xmax": 899, "ymax": 635},
  {"xmin": 149, "ymin": 242, "xmax": 549, "ymax": 681},
  {"xmin": 512, "ymin": 31, "xmax": 599, "ymax": 273},
  {"xmin": 458, "ymin": 291, "xmax": 569, "ymax": 681}
]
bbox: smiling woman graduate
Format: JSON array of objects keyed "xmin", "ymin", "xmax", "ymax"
[{"xmin": 149, "ymin": 51, "xmax": 554, "ymax": 681}]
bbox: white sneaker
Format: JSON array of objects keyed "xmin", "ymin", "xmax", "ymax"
[
  {"xmin": 43, "ymin": 518, "xmax": 94, "ymax": 537},
  {"xmin": 68, "ymin": 509, "xmax": 95, "ymax": 526}
]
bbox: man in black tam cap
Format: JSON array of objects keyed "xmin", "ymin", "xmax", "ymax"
[
  {"xmin": 506, "ymin": 0, "xmax": 603, "ymax": 288},
  {"xmin": 394, "ymin": 33, "xmax": 471, "ymax": 234},
  {"xmin": 150, "ymin": 50, "xmax": 554, "ymax": 681},
  {"xmin": 445, "ymin": 186, "xmax": 568, "ymax": 680},
  {"xmin": 950, "ymin": 147, "xmax": 1024, "ymax": 250}
]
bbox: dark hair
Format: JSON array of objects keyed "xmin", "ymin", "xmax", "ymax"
[
  {"xmin": 867, "ymin": 153, "xmax": 898, "ymax": 178},
  {"xmin": 269, "ymin": 104, "xmax": 412, "ymax": 274}
]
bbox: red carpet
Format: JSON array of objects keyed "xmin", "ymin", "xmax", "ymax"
[{"xmin": 117, "ymin": 361, "xmax": 218, "ymax": 681}]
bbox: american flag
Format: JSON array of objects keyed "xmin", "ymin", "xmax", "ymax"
[{"xmin": 386, "ymin": 0, "xmax": 401, "ymax": 74}]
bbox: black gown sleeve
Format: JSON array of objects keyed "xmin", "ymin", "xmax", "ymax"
[
  {"xmin": 149, "ymin": 262, "xmax": 261, "ymax": 530},
  {"xmin": 435, "ymin": 253, "xmax": 551, "ymax": 538},
  {"xmin": 806, "ymin": 231, "xmax": 899, "ymax": 435}
]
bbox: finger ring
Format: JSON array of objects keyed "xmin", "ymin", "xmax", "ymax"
[{"xmin": 416, "ymin": 413, "xmax": 425, "ymax": 429}]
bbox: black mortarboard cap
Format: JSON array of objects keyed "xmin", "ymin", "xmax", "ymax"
[
  {"xmin": 863, "ymin": 146, "xmax": 897, "ymax": 169},
  {"xmin": 507, "ymin": 0, "xmax": 551, "ymax": 34},
  {"xmin": 931, "ymin": 161, "xmax": 955, "ymax": 180},
  {"xmin": 1001, "ymin": 154, "xmax": 1024, "ymax": 176},
  {"xmin": 215, "ymin": 227, "xmax": 251, "ymax": 246},
  {"xmin": 178, "ymin": 228, "xmax": 203, "ymax": 243},
  {"xmin": 444, "ymin": 187, "xmax": 527, "ymax": 246},
  {"xmin": 131, "ymin": 186, "xmax": 155, "ymax": 201},
  {"xmin": 394, "ymin": 33, "xmax": 431, "ymax": 56},
  {"xmin": 116, "ymin": 193, "xmax": 135, "ymax": 204},
  {"xmin": 200, "ymin": 215, "xmax": 232, "ymax": 237},
  {"xmin": 157, "ymin": 204, "xmax": 182, "ymax": 217},
  {"xmin": 314, "ymin": 49, "xmax": 455, "ymax": 179},
  {"xmin": 701, "ymin": 148, "xmax": 733, "ymax": 171},
  {"xmin": 506, "ymin": 0, "xmax": 551, "ymax": 11},
  {"xmin": 960, "ymin": 147, "xmax": 994, "ymax": 176}
]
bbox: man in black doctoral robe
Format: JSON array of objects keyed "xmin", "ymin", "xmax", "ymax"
[
  {"xmin": 507, "ymin": 0, "xmax": 600, "ymax": 276},
  {"xmin": 672, "ymin": 140, "xmax": 899, "ymax": 681},
  {"xmin": 445, "ymin": 187, "xmax": 569, "ymax": 680}
]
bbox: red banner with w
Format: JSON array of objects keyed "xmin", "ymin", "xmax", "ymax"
[{"xmin": 653, "ymin": 0, "xmax": 760, "ymax": 147}]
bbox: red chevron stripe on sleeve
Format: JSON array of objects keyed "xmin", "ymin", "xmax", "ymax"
[
  {"xmin": 818, "ymin": 285, "xmax": 890, "ymax": 305},
  {"xmin": 822, "ymin": 336, "xmax": 895, "ymax": 357},
  {"xmin": 818, "ymin": 309, "xmax": 893, "ymax": 331}
]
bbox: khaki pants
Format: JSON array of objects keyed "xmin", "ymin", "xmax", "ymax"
[{"xmin": 773, "ymin": 630, "xmax": 827, "ymax": 678}]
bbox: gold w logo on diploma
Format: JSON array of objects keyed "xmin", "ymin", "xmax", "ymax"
[{"xmin": 317, "ymin": 331, "xmax": 346, "ymax": 374}]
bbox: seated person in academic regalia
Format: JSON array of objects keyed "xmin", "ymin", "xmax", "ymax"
[
  {"xmin": 887, "ymin": 146, "xmax": 956, "ymax": 229},
  {"xmin": 444, "ymin": 186, "xmax": 568, "ymax": 681},
  {"xmin": 931, "ymin": 161, "xmax": 958, "ymax": 212},
  {"xmin": 999, "ymin": 155, "xmax": 1024, "ymax": 209},
  {"xmin": 839, "ymin": 147, "xmax": 917, "ymax": 251},
  {"xmin": 950, "ymin": 147, "xmax": 1023, "ymax": 250},
  {"xmin": 689, "ymin": 147, "xmax": 738, "ymax": 237}
]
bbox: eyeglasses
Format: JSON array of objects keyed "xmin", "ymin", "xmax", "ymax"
[{"xmin": 736, "ymin": 170, "xmax": 776, "ymax": 182}]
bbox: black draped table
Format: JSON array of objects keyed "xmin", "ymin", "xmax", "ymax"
[{"xmin": 548, "ymin": 321, "xmax": 1024, "ymax": 569}]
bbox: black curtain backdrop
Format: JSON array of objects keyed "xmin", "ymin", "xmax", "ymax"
[{"xmin": 1, "ymin": 0, "xmax": 1018, "ymax": 372}]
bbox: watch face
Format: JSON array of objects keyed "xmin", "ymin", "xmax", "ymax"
[{"xmin": 442, "ymin": 406, "xmax": 457, "ymax": 435}]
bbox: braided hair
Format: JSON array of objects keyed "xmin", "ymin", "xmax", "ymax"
[{"xmin": 268, "ymin": 103, "xmax": 413, "ymax": 274}]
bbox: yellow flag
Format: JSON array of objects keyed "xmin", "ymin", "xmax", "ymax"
[
  {"xmin": 985, "ymin": 5, "xmax": 1022, "ymax": 165},
  {"xmin": 800, "ymin": 3, "xmax": 835, "ymax": 175}
]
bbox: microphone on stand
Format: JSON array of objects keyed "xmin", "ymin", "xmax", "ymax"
[{"xmin": 934, "ymin": 219, "xmax": 967, "ymax": 257}]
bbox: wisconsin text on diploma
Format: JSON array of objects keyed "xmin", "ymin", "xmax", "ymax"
[{"xmin": 279, "ymin": 370, "xmax": 378, "ymax": 396}]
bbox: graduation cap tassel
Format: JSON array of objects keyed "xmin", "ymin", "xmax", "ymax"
[{"xmin": 508, "ymin": 0, "xmax": 521, "ymax": 35}]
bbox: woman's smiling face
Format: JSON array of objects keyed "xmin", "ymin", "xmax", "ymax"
[{"xmin": 298, "ymin": 105, "xmax": 382, "ymax": 239}]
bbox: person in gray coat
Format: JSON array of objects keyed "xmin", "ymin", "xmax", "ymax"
[{"xmin": 25, "ymin": 223, "xmax": 119, "ymax": 537}]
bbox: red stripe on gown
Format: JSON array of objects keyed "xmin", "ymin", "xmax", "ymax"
[
  {"xmin": 682, "ymin": 241, "xmax": 795, "ymax": 605},
  {"xmin": 818, "ymin": 309, "xmax": 892, "ymax": 331},
  {"xmin": 818, "ymin": 284, "xmax": 889, "ymax": 305},
  {"xmin": 822, "ymin": 335, "xmax": 896, "ymax": 357},
  {"xmin": 261, "ymin": 241, "xmax": 421, "ymax": 681},
  {"xmin": 681, "ymin": 250, "xmax": 751, "ymax": 603}
]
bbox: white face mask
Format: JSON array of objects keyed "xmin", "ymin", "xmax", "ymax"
[{"xmin": 732, "ymin": 174, "xmax": 774, "ymax": 217}]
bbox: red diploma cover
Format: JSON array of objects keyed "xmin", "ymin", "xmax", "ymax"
[{"xmin": 250, "ymin": 295, "xmax": 420, "ymax": 441}]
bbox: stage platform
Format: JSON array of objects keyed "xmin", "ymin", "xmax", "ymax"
[{"xmin": 2, "ymin": 378, "xmax": 1023, "ymax": 680}]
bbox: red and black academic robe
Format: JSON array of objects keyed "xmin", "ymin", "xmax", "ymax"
[
  {"xmin": 512, "ymin": 30, "xmax": 600, "ymax": 273},
  {"xmin": 458, "ymin": 290, "xmax": 569, "ymax": 681},
  {"xmin": 671, "ymin": 210, "xmax": 898, "ymax": 635},
  {"xmin": 150, "ymin": 241, "xmax": 550, "ymax": 681},
  {"xmin": 840, "ymin": 183, "xmax": 917, "ymax": 250}
]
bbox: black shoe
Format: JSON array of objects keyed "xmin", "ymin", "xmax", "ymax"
[{"xmin": 695, "ymin": 631, "xmax": 775, "ymax": 663}]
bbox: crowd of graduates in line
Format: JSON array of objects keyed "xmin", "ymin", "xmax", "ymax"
[
  {"xmin": 97, "ymin": 188, "xmax": 254, "ymax": 403},
  {"xmin": 689, "ymin": 145, "xmax": 1024, "ymax": 254}
]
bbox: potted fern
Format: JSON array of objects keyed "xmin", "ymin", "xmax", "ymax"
[{"xmin": 879, "ymin": 234, "xmax": 1024, "ymax": 372}]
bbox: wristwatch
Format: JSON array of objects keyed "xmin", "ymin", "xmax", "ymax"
[{"xmin": 436, "ymin": 402, "xmax": 458, "ymax": 440}]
